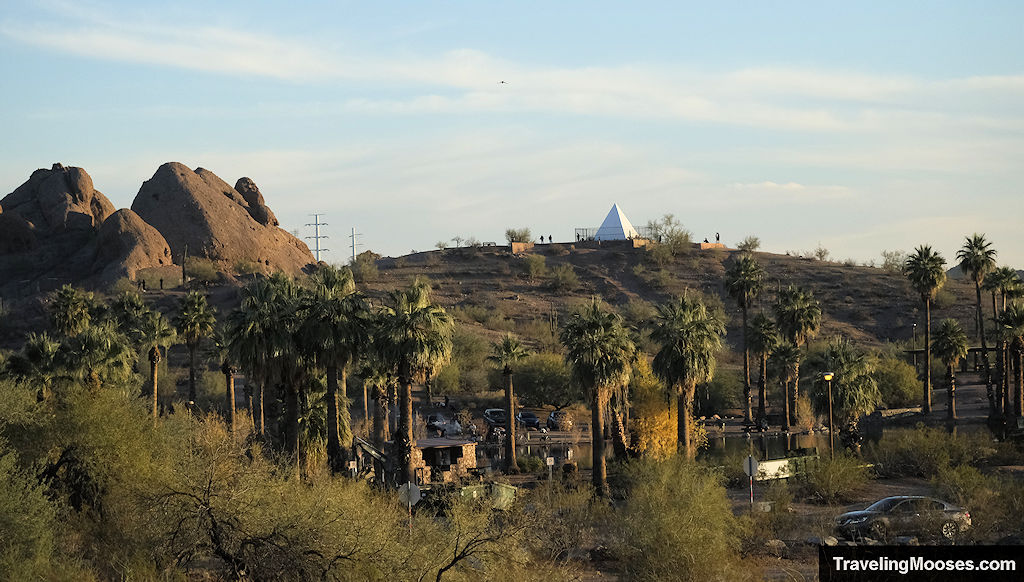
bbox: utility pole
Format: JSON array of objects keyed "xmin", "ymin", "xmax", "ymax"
[
  {"xmin": 349, "ymin": 227, "xmax": 362, "ymax": 263},
  {"xmin": 305, "ymin": 214, "xmax": 329, "ymax": 262}
]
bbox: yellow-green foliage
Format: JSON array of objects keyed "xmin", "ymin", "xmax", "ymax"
[
  {"xmin": 796, "ymin": 454, "xmax": 871, "ymax": 504},
  {"xmin": 873, "ymin": 356, "xmax": 919, "ymax": 408},
  {"xmin": 185, "ymin": 257, "xmax": 220, "ymax": 282},
  {"xmin": 611, "ymin": 457, "xmax": 747, "ymax": 582},
  {"xmin": 932, "ymin": 463, "xmax": 1024, "ymax": 542},
  {"xmin": 0, "ymin": 442, "xmax": 55, "ymax": 580},
  {"xmin": 865, "ymin": 425, "xmax": 1000, "ymax": 478}
]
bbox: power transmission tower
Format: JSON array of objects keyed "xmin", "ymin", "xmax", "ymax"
[
  {"xmin": 349, "ymin": 227, "xmax": 363, "ymax": 263},
  {"xmin": 305, "ymin": 213, "xmax": 329, "ymax": 262}
]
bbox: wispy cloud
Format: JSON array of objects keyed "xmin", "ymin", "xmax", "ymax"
[{"xmin": 5, "ymin": 4, "xmax": 1024, "ymax": 136}]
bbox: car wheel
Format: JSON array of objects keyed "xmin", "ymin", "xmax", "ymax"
[{"xmin": 941, "ymin": 521, "xmax": 959, "ymax": 541}]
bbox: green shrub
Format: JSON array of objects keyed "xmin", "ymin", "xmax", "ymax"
[
  {"xmin": 232, "ymin": 259, "xmax": 263, "ymax": 275},
  {"xmin": 521, "ymin": 254, "xmax": 547, "ymax": 279},
  {"xmin": 611, "ymin": 457, "xmax": 745, "ymax": 582},
  {"xmin": 349, "ymin": 251, "xmax": 380, "ymax": 283},
  {"xmin": 873, "ymin": 356, "xmax": 919, "ymax": 408},
  {"xmin": 796, "ymin": 454, "xmax": 870, "ymax": 504},
  {"xmin": 185, "ymin": 257, "xmax": 219, "ymax": 282},
  {"xmin": 864, "ymin": 426, "xmax": 997, "ymax": 478},
  {"xmin": 0, "ymin": 443, "xmax": 56, "ymax": 579},
  {"xmin": 548, "ymin": 264, "xmax": 579, "ymax": 293},
  {"xmin": 516, "ymin": 456, "xmax": 545, "ymax": 473}
]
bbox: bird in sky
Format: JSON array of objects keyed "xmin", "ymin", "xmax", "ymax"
[{"xmin": 498, "ymin": 80, "xmax": 508, "ymax": 84}]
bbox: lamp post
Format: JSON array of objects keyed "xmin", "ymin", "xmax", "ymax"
[{"xmin": 824, "ymin": 372, "xmax": 835, "ymax": 460}]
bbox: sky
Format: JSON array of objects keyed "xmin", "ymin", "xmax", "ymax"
[{"xmin": 1, "ymin": 0, "xmax": 1022, "ymax": 267}]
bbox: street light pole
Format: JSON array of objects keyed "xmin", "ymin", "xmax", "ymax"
[{"xmin": 824, "ymin": 372, "xmax": 835, "ymax": 460}]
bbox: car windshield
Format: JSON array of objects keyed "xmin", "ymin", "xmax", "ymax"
[
  {"xmin": 865, "ymin": 498, "xmax": 905, "ymax": 512},
  {"xmin": 520, "ymin": 412, "xmax": 537, "ymax": 419}
]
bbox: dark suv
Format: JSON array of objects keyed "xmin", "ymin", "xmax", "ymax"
[
  {"xmin": 483, "ymin": 408, "xmax": 506, "ymax": 427},
  {"xmin": 835, "ymin": 496, "xmax": 971, "ymax": 541}
]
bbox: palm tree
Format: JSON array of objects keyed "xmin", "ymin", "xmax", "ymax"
[
  {"xmin": 174, "ymin": 290, "xmax": 217, "ymax": 404},
  {"xmin": 206, "ymin": 325, "xmax": 238, "ymax": 432},
  {"xmin": 747, "ymin": 313, "xmax": 779, "ymax": 425},
  {"xmin": 986, "ymin": 268, "xmax": 1023, "ymax": 416},
  {"xmin": 808, "ymin": 337, "xmax": 880, "ymax": 435},
  {"xmin": 650, "ymin": 295, "xmax": 724, "ymax": 459},
  {"xmin": 60, "ymin": 320, "xmax": 135, "ymax": 391},
  {"xmin": 560, "ymin": 299, "xmax": 634, "ymax": 494},
  {"xmin": 228, "ymin": 278, "xmax": 280, "ymax": 436},
  {"xmin": 931, "ymin": 319, "xmax": 968, "ymax": 420},
  {"xmin": 903, "ymin": 245, "xmax": 947, "ymax": 414},
  {"xmin": 110, "ymin": 291, "xmax": 150, "ymax": 335},
  {"xmin": 956, "ymin": 234, "xmax": 997, "ymax": 414},
  {"xmin": 135, "ymin": 311, "xmax": 177, "ymax": 421},
  {"xmin": 300, "ymin": 265, "xmax": 368, "ymax": 472},
  {"xmin": 4, "ymin": 332, "xmax": 61, "ymax": 400},
  {"xmin": 48, "ymin": 284, "xmax": 93, "ymax": 337},
  {"xmin": 380, "ymin": 279, "xmax": 454, "ymax": 485},
  {"xmin": 488, "ymin": 333, "xmax": 530, "ymax": 473},
  {"xmin": 769, "ymin": 341, "xmax": 800, "ymax": 431},
  {"xmin": 724, "ymin": 253, "xmax": 764, "ymax": 425},
  {"xmin": 773, "ymin": 285, "xmax": 822, "ymax": 426},
  {"xmin": 998, "ymin": 302, "xmax": 1024, "ymax": 418}
]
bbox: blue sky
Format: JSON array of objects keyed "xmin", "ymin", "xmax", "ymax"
[{"xmin": 2, "ymin": 0, "xmax": 1022, "ymax": 267}]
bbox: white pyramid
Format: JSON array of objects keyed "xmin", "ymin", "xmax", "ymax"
[{"xmin": 593, "ymin": 203, "xmax": 640, "ymax": 240}]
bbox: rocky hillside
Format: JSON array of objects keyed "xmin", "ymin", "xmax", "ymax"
[{"xmin": 0, "ymin": 162, "xmax": 314, "ymax": 296}]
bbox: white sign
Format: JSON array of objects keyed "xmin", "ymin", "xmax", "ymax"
[
  {"xmin": 546, "ymin": 456, "xmax": 555, "ymax": 466},
  {"xmin": 743, "ymin": 455, "xmax": 759, "ymax": 477},
  {"xmin": 397, "ymin": 482, "xmax": 421, "ymax": 506}
]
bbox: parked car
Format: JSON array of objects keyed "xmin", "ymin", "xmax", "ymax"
[
  {"xmin": 483, "ymin": 408, "xmax": 506, "ymax": 427},
  {"xmin": 835, "ymin": 496, "xmax": 971, "ymax": 541},
  {"xmin": 546, "ymin": 410, "xmax": 574, "ymax": 431},
  {"xmin": 426, "ymin": 413, "xmax": 462, "ymax": 436},
  {"xmin": 516, "ymin": 410, "xmax": 541, "ymax": 430}
]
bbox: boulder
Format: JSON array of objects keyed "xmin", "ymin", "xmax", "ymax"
[
  {"xmin": 234, "ymin": 177, "xmax": 279, "ymax": 226},
  {"xmin": 93, "ymin": 209, "xmax": 173, "ymax": 283},
  {"xmin": 131, "ymin": 163, "xmax": 313, "ymax": 275},
  {"xmin": 0, "ymin": 163, "xmax": 114, "ymax": 234}
]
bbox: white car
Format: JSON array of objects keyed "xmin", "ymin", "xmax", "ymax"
[{"xmin": 426, "ymin": 413, "xmax": 462, "ymax": 436}]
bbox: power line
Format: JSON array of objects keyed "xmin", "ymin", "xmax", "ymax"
[{"xmin": 305, "ymin": 213, "xmax": 330, "ymax": 262}]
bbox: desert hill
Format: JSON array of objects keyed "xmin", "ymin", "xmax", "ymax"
[
  {"xmin": 355, "ymin": 241, "xmax": 980, "ymax": 361},
  {"xmin": 0, "ymin": 162, "xmax": 314, "ymax": 296}
]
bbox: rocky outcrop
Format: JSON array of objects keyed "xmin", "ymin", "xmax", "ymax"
[
  {"xmin": 234, "ymin": 177, "xmax": 278, "ymax": 226},
  {"xmin": 92, "ymin": 209, "xmax": 173, "ymax": 283},
  {"xmin": 131, "ymin": 163, "xmax": 313, "ymax": 274},
  {"xmin": 0, "ymin": 163, "xmax": 114, "ymax": 234}
]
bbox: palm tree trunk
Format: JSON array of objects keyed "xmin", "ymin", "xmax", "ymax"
[
  {"xmin": 504, "ymin": 371, "xmax": 518, "ymax": 474},
  {"xmin": 923, "ymin": 299, "xmax": 932, "ymax": 414},
  {"xmin": 756, "ymin": 354, "xmax": 767, "ymax": 424},
  {"xmin": 790, "ymin": 358, "xmax": 801, "ymax": 427},
  {"xmin": 398, "ymin": 362, "xmax": 415, "ymax": 485},
  {"xmin": 782, "ymin": 377, "xmax": 791, "ymax": 432},
  {"xmin": 1004, "ymin": 343, "xmax": 1013, "ymax": 420},
  {"xmin": 612, "ymin": 409, "xmax": 629, "ymax": 458},
  {"xmin": 947, "ymin": 365, "xmax": 957, "ymax": 420},
  {"xmin": 326, "ymin": 363, "xmax": 342, "ymax": 473},
  {"xmin": 188, "ymin": 344, "xmax": 197, "ymax": 404},
  {"xmin": 223, "ymin": 363, "xmax": 236, "ymax": 433},
  {"xmin": 149, "ymin": 347, "xmax": 160, "ymax": 423},
  {"xmin": 256, "ymin": 379, "xmax": 265, "ymax": 436},
  {"xmin": 285, "ymin": 382, "xmax": 300, "ymax": 479},
  {"xmin": 679, "ymin": 383, "xmax": 696, "ymax": 459},
  {"xmin": 1016, "ymin": 345, "xmax": 1023, "ymax": 418},
  {"xmin": 363, "ymin": 380, "xmax": 369, "ymax": 432},
  {"xmin": 591, "ymin": 388, "xmax": 608, "ymax": 497},
  {"xmin": 373, "ymin": 384, "xmax": 387, "ymax": 450},
  {"xmin": 994, "ymin": 339, "xmax": 1004, "ymax": 417},
  {"xmin": 976, "ymin": 281, "xmax": 994, "ymax": 415},
  {"xmin": 742, "ymin": 305, "xmax": 751, "ymax": 424}
]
